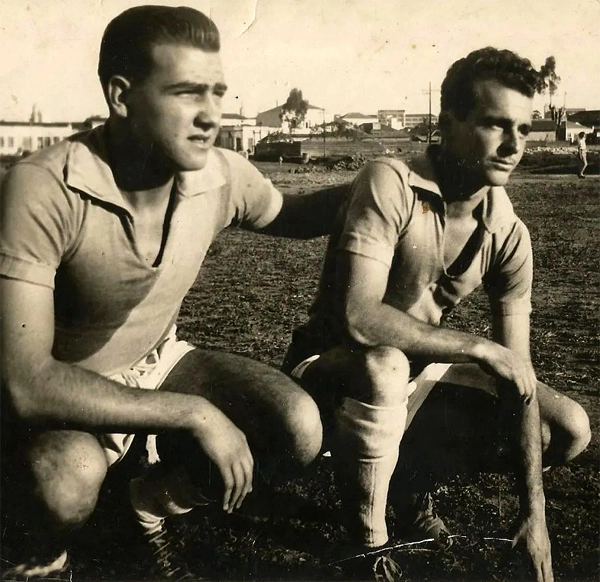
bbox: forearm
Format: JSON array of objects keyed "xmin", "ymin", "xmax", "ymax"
[
  {"xmin": 259, "ymin": 185, "xmax": 348, "ymax": 239},
  {"xmin": 346, "ymin": 300, "xmax": 491, "ymax": 363},
  {"xmin": 509, "ymin": 395, "xmax": 546, "ymax": 514},
  {"xmin": 6, "ymin": 357, "xmax": 217, "ymax": 434}
]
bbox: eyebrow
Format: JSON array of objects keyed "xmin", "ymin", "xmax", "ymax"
[
  {"xmin": 481, "ymin": 115, "xmax": 532, "ymax": 131},
  {"xmin": 163, "ymin": 81, "xmax": 228, "ymax": 93}
]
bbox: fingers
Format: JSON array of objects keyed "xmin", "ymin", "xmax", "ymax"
[
  {"xmin": 542, "ymin": 558, "xmax": 554, "ymax": 582},
  {"xmin": 520, "ymin": 365, "xmax": 537, "ymax": 405},
  {"xmin": 220, "ymin": 451, "xmax": 254, "ymax": 513},
  {"xmin": 532, "ymin": 554, "xmax": 553, "ymax": 582},
  {"xmin": 221, "ymin": 467, "xmax": 235, "ymax": 512}
]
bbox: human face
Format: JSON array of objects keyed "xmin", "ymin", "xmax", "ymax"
[
  {"xmin": 125, "ymin": 43, "xmax": 226, "ymax": 171},
  {"xmin": 442, "ymin": 79, "xmax": 533, "ymax": 189}
]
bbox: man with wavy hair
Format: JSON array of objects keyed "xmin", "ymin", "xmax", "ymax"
[{"xmin": 284, "ymin": 47, "xmax": 590, "ymax": 581}]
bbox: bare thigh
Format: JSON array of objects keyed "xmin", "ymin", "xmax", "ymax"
[
  {"xmin": 156, "ymin": 349, "xmax": 322, "ymax": 479},
  {"xmin": 396, "ymin": 363, "xmax": 588, "ymax": 478}
]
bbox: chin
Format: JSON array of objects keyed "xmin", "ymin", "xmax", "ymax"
[
  {"xmin": 485, "ymin": 170, "xmax": 513, "ymax": 187},
  {"xmin": 175, "ymin": 149, "xmax": 211, "ymax": 172}
]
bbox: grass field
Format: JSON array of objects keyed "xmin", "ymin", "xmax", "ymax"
[{"xmin": 3, "ymin": 155, "xmax": 599, "ymax": 581}]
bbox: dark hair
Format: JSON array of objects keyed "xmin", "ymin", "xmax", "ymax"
[
  {"xmin": 98, "ymin": 5, "xmax": 220, "ymax": 92},
  {"xmin": 578, "ymin": 131, "xmax": 585, "ymax": 138},
  {"xmin": 440, "ymin": 47, "xmax": 538, "ymax": 122}
]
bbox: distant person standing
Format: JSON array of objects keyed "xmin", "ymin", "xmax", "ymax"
[{"xmin": 576, "ymin": 131, "xmax": 587, "ymax": 178}]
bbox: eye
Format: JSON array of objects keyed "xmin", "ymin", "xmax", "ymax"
[
  {"xmin": 519, "ymin": 125, "xmax": 531, "ymax": 137},
  {"xmin": 177, "ymin": 90, "xmax": 201, "ymax": 97}
]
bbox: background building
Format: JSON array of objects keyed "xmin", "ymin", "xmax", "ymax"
[
  {"xmin": 0, "ymin": 121, "xmax": 74, "ymax": 156},
  {"xmin": 377, "ymin": 109, "xmax": 406, "ymax": 129},
  {"xmin": 529, "ymin": 119, "xmax": 558, "ymax": 142},
  {"xmin": 256, "ymin": 104, "xmax": 334, "ymax": 133},
  {"xmin": 403, "ymin": 113, "xmax": 438, "ymax": 128},
  {"xmin": 338, "ymin": 112, "xmax": 379, "ymax": 128},
  {"xmin": 215, "ymin": 113, "xmax": 277, "ymax": 153}
]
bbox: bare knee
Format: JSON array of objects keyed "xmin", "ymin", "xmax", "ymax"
[
  {"xmin": 26, "ymin": 432, "xmax": 108, "ymax": 531},
  {"xmin": 544, "ymin": 399, "xmax": 591, "ymax": 465},
  {"xmin": 279, "ymin": 390, "xmax": 323, "ymax": 467},
  {"xmin": 561, "ymin": 400, "xmax": 591, "ymax": 461},
  {"xmin": 360, "ymin": 346, "xmax": 411, "ymax": 406}
]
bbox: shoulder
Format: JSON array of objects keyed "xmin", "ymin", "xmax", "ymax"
[
  {"xmin": 1, "ymin": 136, "xmax": 94, "ymax": 226},
  {"xmin": 361, "ymin": 156, "xmax": 411, "ymax": 182},
  {"xmin": 3, "ymin": 131, "xmax": 100, "ymax": 190},
  {"xmin": 211, "ymin": 147, "xmax": 261, "ymax": 179},
  {"xmin": 353, "ymin": 157, "xmax": 413, "ymax": 197}
]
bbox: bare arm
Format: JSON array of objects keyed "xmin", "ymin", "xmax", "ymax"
[
  {"xmin": 493, "ymin": 313, "xmax": 553, "ymax": 582},
  {"xmin": 340, "ymin": 251, "xmax": 537, "ymax": 399},
  {"xmin": 1, "ymin": 277, "xmax": 252, "ymax": 512},
  {"xmin": 257, "ymin": 184, "xmax": 348, "ymax": 239}
]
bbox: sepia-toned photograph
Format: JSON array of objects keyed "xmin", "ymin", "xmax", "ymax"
[{"xmin": 0, "ymin": 1, "xmax": 598, "ymax": 580}]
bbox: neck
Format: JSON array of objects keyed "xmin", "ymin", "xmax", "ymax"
[
  {"xmin": 105, "ymin": 119, "xmax": 174, "ymax": 193},
  {"xmin": 433, "ymin": 146, "xmax": 488, "ymax": 208}
]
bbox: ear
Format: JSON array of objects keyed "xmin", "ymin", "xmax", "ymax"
[
  {"xmin": 106, "ymin": 75, "xmax": 132, "ymax": 118},
  {"xmin": 438, "ymin": 111, "xmax": 451, "ymax": 133}
]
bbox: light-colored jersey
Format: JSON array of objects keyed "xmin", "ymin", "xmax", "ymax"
[
  {"xmin": 0, "ymin": 127, "xmax": 282, "ymax": 375},
  {"xmin": 289, "ymin": 147, "xmax": 532, "ymax": 360}
]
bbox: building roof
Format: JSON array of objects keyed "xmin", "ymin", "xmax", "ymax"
[
  {"xmin": 568, "ymin": 110, "xmax": 600, "ymax": 127},
  {"xmin": 257, "ymin": 103, "xmax": 324, "ymax": 116},
  {"xmin": 341, "ymin": 112, "xmax": 377, "ymax": 119},
  {"xmin": 565, "ymin": 120, "xmax": 594, "ymax": 130},
  {"xmin": 0, "ymin": 120, "xmax": 71, "ymax": 127},
  {"xmin": 531, "ymin": 119, "xmax": 556, "ymax": 132}
]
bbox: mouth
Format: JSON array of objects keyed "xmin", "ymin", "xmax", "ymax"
[
  {"xmin": 489, "ymin": 159, "xmax": 515, "ymax": 171},
  {"xmin": 188, "ymin": 134, "xmax": 213, "ymax": 147}
]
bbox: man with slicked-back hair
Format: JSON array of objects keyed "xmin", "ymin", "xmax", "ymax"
[{"xmin": 0, "ymin": 5, "xmax": 344, "ymax": 580}]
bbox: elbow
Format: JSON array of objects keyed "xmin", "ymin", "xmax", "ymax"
[
  {"xmin": 2, "ymin": 362, "xmax": 51, "ymax": 423},
  {"xmin": 3, "ymin": 377, "xmax": 35, "ymax": 422},
  {"xmin": 343, "ymin": 304, "xmax": 378, "ymax": 347}
]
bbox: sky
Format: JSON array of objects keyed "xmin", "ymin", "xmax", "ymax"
[{"xmin": 0, "ymin": 0, "xmax": 599, "ymax": 122}]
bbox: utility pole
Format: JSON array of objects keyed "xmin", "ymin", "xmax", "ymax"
[
  {"xmin": 421, "ymin": 83, "xmax": 440, "ymax": 144},
  {"xmin": 323, "ymin": 108, "xmax": 326, "ymax": 157},
  {"xmin": 428, "ymin": 82, "xmax": 432, "ymax": 144}
]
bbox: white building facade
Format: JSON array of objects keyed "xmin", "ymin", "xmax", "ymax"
[
  {"xmin": 256, "ymin": 104, "xmax": 334, "ymax": 134},
  {"xmin": 0, "ymin": 121, "xmax": 75, "ymax": 156},
  {"xmin": 216, "ymin": 113, "xmax": 278, "ymax": 153}
]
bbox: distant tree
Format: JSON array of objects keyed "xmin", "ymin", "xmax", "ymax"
[
  {"xmin": 536, "ymin": 56, "xmax": 563, "ymax": 138},
  {"xmin": 535, "ymin": 56, "xmax": 561, "ymax": 106},
  {"xmin": 280, "ymin": 88, "xmax": 309, "ymax": 130}
]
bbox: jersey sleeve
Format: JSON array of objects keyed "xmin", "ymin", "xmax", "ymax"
[
  {"xmin": 219, "ymin": 149, "xmax": 283, "ymax": 230},
  {"xmin": 484, "ymin": 218, "xmax": 533, "ymax": 316},
  {"xmin": 0, "ymin": 162, "xmax": 79, "ymax": 288},
  {"xmin": 338, "ymin": 159, "xmax": 413, "ymax": 268}
]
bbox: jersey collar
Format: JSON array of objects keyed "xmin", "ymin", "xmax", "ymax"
[
  {"xmin": 407, "ymin": 145, "xmax": 517, "ymax": 233},
  {"xmin": 65, "ymin": 125, "xmax": 226, "ymax": 208}
]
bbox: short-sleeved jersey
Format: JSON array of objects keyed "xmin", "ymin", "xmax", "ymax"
[
  {"xmin": 0, "ymin": 126, "xmax": 282, "ymax": 375},
  {"xmin": 290, "ymin": 147, "xmax": 532, "ymax": 359}
]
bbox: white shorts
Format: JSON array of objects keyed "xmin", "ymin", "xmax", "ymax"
[
  {"xmin": 97, "ymin": 327, "xmax": 195, "ymax": 466},
  {"xmin": 290, "ymin": 357, "xmax": 497, "ymax": 430}
]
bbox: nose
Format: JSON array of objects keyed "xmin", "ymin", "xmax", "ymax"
[
  {"xmin": 194, "ymin": 94, "xmax": 221, "ymax": 128},
  {"xmin": 500, "ymin": 128, "xmax": 520, "ymax": 156}
]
